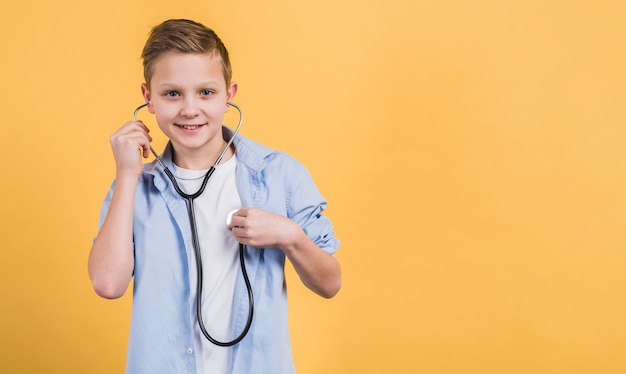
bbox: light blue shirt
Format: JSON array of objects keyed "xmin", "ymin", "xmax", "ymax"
[{"xmin": 97, "ymin": 128, "xmax": 340, "ymax": 373}]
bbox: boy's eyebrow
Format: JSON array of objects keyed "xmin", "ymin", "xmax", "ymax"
[{"xmin": 155, "ymin": 80, "xmax": 222, "ymax": 88}]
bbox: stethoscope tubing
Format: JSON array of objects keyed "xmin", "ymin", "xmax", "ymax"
[{"xmin": 132, "ymin": 102, "xmax": 254, "ymax": 346}]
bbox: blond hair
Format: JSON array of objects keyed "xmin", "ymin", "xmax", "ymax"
[{"xmin": 141, "ymin": 19, "xmax": 232, "ymax": 87}]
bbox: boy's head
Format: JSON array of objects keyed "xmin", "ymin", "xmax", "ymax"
[{"xmin": 141, "ymin": 19, "xmax": 232, "ymax": 89}]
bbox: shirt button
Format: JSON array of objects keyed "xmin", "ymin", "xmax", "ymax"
[{"xmin": 187, "ymin": 348, "xmax": 194, "ymax": 355}]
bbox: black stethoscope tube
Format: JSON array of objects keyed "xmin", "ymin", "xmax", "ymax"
[
  {"xmin": 183, "ymin": 176, "xmax": 254, "ymax": 347},
  {"xmin": 133, "ymin": 102, "xmax": 254, "ymax": 346}
]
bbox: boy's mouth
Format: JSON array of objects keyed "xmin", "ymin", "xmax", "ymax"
[{"xmin": 176, "ymin": 123, "xmax": 205, "ymax": 130}]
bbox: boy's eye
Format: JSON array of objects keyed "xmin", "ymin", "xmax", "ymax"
[
  {"xmin": 200, "ymin": 89, "xmax": 214, "ymax": 96},
  {"xmin": 165, "ymin": 91, "xmax": 180, "ymax": 97}
]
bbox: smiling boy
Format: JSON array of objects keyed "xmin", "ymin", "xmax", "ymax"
[{"xmin": 88, "ymin": 19, "xmax": 341, "ymax": 374}]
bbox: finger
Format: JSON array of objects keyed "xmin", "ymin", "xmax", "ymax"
[
  {"xmin": 142, "ymin": 144, "xmax": 151, "ymax": 159},
  {"xmin": 231, "ymin": 227, "xmax": 250, "ymax": 241},
  {"xmin": 134, "ymin": 121, "xmax": 152, "ymax": 135},
  {"xmin": 229, "ymin": 215, "xmax": 248, "ymax": 230},
  {"xmin": 234, "ymin": 208, "xmax": 251, "ymax": 217},
  {"xmin": 130, "ymin": 122, "xmax": 152, "ymax": 141},
  {"xmin": 131, "ymin": 134, "xmax": 152, "ymax": 159},
  {"xmin": 111, "ymin": 124, "xmax": 151, "ymax": 145},
  {"xmin": 122, "ymin": 120, "xmax": 151, "ymax": 134},
  {"xmin": 116, "ymin": 123, "xmax": 153, "ymax": 143}
]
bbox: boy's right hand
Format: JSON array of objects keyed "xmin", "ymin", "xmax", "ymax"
[{"xmin": 109, "ymin": 121, "xmax": 153, "ymax": 179}]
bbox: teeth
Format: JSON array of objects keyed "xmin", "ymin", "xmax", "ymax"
[{"xmin": 181, "ymin": 125, "xmax": 199, "ymax": 130}]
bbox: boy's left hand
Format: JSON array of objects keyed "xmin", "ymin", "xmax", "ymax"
[
  {"xmin": 230, "ymin": 208, "xmax": 342, "ymax": 298},
  {"xmin": 228, "ymin": 208, "xmax": 301, "ymax": 250}
]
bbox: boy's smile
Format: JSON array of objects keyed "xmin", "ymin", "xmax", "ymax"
[
  {"xmin": 179, "ymin": 124, "xmax": 202, "ymax": 130},
  {"xmin": 141, "ymin": 52, "xmax": 237, "ymax": 169}
]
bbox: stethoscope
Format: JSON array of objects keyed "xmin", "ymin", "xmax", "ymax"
[{"xmin": 133, "ymin": 102, "xmax": 253, "ymax": 347}]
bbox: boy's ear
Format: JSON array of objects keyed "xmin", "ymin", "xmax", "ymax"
[
  {"xmin": 226, "ymin": 82, "xmax": 238, "ymax": 110},
  {"xmin": 141, "ymin": 83, "xmax": 155, "ymax": 114}
]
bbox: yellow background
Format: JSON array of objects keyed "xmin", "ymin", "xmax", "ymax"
[{"xmin": 1, "ymin": 0, "xmax": 626, "ymax": 373}]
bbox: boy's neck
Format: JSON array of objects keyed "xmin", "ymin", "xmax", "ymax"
[{"xmin": 172, "ymin": 142, "xmax": 234, "ymax": 170}]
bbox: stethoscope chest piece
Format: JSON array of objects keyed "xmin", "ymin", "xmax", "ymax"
[{"xmin": 226, "ymin": 209, "xmax": 238, "ymax": 229}]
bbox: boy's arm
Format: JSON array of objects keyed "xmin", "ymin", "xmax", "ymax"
[
  {"xmin": 88, "ymin": 176, "xmax": 137, "ymax": 299},
  {"xmin": 229, "ymin": 209, "xmax": 342, "ymax": 298},
  {"xmin": 88, "ymin": 121, "xmax": 152, "ymax": 299},
  {"xmin": 278, "ymin": 219, "xmax": 342, "ymax": 299}
]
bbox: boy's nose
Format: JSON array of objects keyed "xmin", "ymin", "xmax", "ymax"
[{"xmin": 180, "ymin": 99, "xmax": 200, "ymax": 117}]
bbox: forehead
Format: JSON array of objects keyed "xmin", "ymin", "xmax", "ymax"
[{"xmin": 149, "ymin": 52, "xmax": 225, "ymax": 87}]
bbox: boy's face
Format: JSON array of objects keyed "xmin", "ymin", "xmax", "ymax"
[{"xmin": 141, "ymin": 52, "xmax": 237, "ymax": 165}]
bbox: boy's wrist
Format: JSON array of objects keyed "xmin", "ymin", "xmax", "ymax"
[
  {"xmin": 115, "ymin": 172, "xmax": 140, "ymax": 186},
  {"xmin": 278, "ymin": 221, "xmax": 307, "ymax": 255}
]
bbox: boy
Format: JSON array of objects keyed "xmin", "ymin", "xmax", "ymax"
[{"xmin": 88, "ymin": 19, "xmax": 341, "ymax": 374}]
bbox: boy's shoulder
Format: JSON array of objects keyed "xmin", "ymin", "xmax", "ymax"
[
  {"xmin": 234, "ymin": 133, "xmax": 310, "ymax": 178},
  {"xmin": 234, "ymin": 133, "xmax": 300, "ymax": 167}
]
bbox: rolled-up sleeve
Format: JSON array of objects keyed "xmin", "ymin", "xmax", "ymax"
[{"xmin": 285, "ymin": 161, "xmax": 340, "ymax": 255}]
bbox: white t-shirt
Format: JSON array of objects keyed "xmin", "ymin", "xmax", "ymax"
[{"xmin": 172, "ymin": 154, "xmax": 241, "ymax": 373}]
